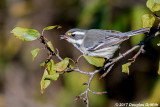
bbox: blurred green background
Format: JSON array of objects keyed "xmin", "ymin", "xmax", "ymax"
[{"xmin": 0, "ymin": 0, "xmax": 160, "ymax": 107}]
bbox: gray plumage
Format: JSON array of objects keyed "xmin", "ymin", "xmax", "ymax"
[{"xmin": 61, "ymin": 27, "xmax": 149, "ymax": 58}]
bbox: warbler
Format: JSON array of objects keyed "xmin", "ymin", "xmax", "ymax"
[{"xmin": 60, "ymin": 27, "xmax": 149, "ymax": 59}]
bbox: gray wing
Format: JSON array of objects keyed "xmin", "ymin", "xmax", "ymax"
[{"xmin": 82, "ymin": 29, "xmax": 129, "ymax": 51}]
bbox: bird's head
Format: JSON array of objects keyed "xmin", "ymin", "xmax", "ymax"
[{"xmin": 60, "ymin": 28, "xmax": 86, "ymax": 45}]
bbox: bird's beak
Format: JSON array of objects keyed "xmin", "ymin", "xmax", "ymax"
[{"xmin": 59, "ymin": 35, "xmax": 69, "ymax": 39}]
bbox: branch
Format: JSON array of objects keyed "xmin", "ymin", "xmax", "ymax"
[
  {"xmin": 55, "ymin": 48, "xmax": 63, "ymax": 61},
  {"xmin": 128, "ymin": 45, "xmax": 145, "ymax": 61},
  {"xmin": 39, "ymin": 36, "xmax": 55, "ymax": 56},
  {"xmin": 72, "ymin": 29, "xmax": 160, "ymax": 107},
  {"xmin": 39, "ymin": 27, "xmax": 160, "ymax": 107},
  {"xmin": 99, "ymin": 63, "xmax": 115, "ymax": 79},
  {"xmin": 38, "ymin": 35, "xmax": 64, "ymax": 61}
]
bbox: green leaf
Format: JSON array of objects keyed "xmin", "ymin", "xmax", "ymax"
[
  {"xmin": 47, "ymin": 59, "xmax": 55, "ymax": 75},
  {"xmin": 31, "ymin": 48, "xmax": 39, "ymax": 60},
  {"xmin": 40, "ymin": 59, "xmax": 50, "ymax": 68},
  {"xmin": 54, "ymin": 58, "xmax": 69, "ymax": 71},
  {"xmin": 11, "ymin": 27, "xmax": 40, "ymax": 41},
  {"xmin": 40, "ymin": 62, "xmax": 45, "ymax": 67},
  {"xmin": 122, "ymin": 62, "xmax": 131, "ymax": 75},
  {"xmin": 47, "ymin": 41, "xmax": 55, "ymax": 52},
  {"xmin": 43, "ymin": 25, "xmax": 61, "ymax": 31},
  {"xmin": 83, "ymin": 55, "xmax": 105, "ymax": 67},
  {"xmin": 44, "ymin": 59, "xmax": 59, "ymax": 81},
  {"xmin": 146, "ymin": 0, "xmax": 160, "ymax": 12},
  {"xmin": 43, "ymin": 26, "xmax": 57, "ymax": 31},
  {"xmin": 44, "ymin": 73, "xmax": 59, "ymax": 81},
  {"xmin": 142, "ymin": 14, "xmax": 155, "ymax": 28},
  {"xmin": 40, "ymin": 69, "xmax": 51, "ymax": 94}
]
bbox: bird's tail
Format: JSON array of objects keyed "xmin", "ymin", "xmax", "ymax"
[{"xmin": 120, "ymin": 27, "xmax": 150, "ymax": 37}]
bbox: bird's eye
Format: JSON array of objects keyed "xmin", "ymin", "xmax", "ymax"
[{"xmin": 72, "ymin": 34, "xmax": 75, "ymax": 37}]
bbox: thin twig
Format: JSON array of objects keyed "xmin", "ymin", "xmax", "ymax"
[
  {"xmin": 55, "ymin": 48, "xmax": 63, "ymax": 61},
  {"xmin": 153, "ymin": 14, "xmax": 160, "ymax": 20},
  {"xmin": 88, "ymin": 89, "xmax": 107, "ymax": 95},
  {"xmin": 99, "ymin": 63, "xmax": 115, "ymax": 79},
  {"xmin": 128, "ymin": 45, "xmax": 145, "ymax": 61},
  {"xmin": 73, "ymin": 45, "xmax": 141, "ymax": 107},
  {"xmin": 38, "ymin": 35, "xmax": 55, "ymax": 56},
  {"xmin": 73, "ymin": 29, "xmax": 160, "ymax": 107},
  {"xmin": 73, "ymin": 68, "xmax": 94, "ymax": 75}
]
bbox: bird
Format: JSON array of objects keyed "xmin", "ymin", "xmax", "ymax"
[{"xmin": 60, "ymin": 27, "xmax": 149, "ymax": 59}]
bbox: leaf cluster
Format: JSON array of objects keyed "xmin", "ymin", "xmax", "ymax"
[
  {"xmin": 122, "ymin": 0, "xmax": 160, "ymax": 74},
  {"xmin": 11, "ymin": 25, "xmax": 70, "ymax": 93},
  {"xmin": 11, "ymin": 25, "xmax": 106, "ymax": 93}
]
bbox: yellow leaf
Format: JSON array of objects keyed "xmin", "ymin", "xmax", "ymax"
[
  {"xmin": 47, "ymin": 41, "xmax": 55, "ymax": 52},
  {"xmin": 40, "ymin": 69, "xmax": 51, "ymax": 94},
  {"xmin": 142, "ymin": 14, "xmax": 155, "ymax": 28},
  {"xmin": 54, "ymin": 58, "xmax": 69, "ymax": 71},
  {"xmin": 31, "ymin": 48, "xmax": 39, "ymax": 60},
  {"xmin": 122, "ymin": 62, "xmax": 131, "ymax": 75},
  {"xmin": 84, "ymin": 55, "xmax": 105, "ymax": 67},
  {"xmin": 147, "ymin": 0, "xmax": 160, "ymax": 12}
]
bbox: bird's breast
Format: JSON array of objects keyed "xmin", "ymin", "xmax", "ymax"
[{"xmin": 85, "ymin": 45, "xmax": 119, "ymax": 58}]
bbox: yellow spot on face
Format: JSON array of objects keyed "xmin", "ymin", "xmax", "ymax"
[{"xmin": 67, "ymin": 33, "xmax": 72, "ymax": 36}]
